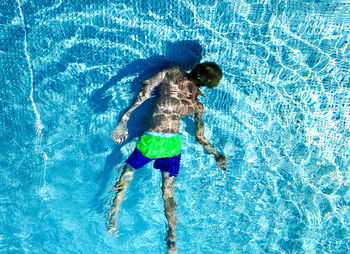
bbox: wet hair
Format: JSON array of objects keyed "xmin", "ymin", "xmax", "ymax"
[{"xmin": 188, "ymin": 62, "xmax": 222, "ymax": 88}]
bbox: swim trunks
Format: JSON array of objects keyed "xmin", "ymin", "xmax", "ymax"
[{"xmin": 125, "ymin": 131, "xmax": 182, "ymax": 177}]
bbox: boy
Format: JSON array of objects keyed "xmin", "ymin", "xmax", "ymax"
[{"xmin": 108, "ymin": 62, "xmax": 227, "ymax": 252}]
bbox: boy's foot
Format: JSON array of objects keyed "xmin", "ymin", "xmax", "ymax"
[
  {"xmin": 166, "ymin": 240, "xmax": 177, "ymax": 253},
  {"xmin": 167, "ymin": 245, "xmax": 177, "ymax": 254},
  {"xmin": 107, "ymin": 225, "xmax": 119, "ymax": 237}
]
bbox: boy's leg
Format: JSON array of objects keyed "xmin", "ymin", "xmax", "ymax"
[
  {"xmin": 108, "ymin": 163, "xmax": 135, "ymax": 233},
  {"xmin": 161, "ymin": 171, "xmax": 177, "ymax": 251}
]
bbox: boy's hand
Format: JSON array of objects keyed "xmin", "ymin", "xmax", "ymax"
[
  {"xmin": 111, "ymin": 122, "xmax": 128, "ymax": 144},
  {"xmin": 215, "ymin": 154, "xmax": 227, "ymax": 173}
]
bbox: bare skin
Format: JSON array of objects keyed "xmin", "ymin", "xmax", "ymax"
[
  {"xmin": 109, "ymin": 66, "xmax": 227, "ymax": 251},
  {"xmin": 162, "ymin": 171, "xmax": 177, "ymax": 251},
  {"xmin": 107, "ymin": 164, "xmax": 135, "ymax": 235}
]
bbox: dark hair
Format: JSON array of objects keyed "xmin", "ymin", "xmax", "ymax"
[{"xmin": 188, "ymin": 62, "xmax": 222, "ymax": 88}]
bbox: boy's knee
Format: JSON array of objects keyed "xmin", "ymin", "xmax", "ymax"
[{"xmin": 163, "ymin": 195, "xmax": 176, "ymax": 209}]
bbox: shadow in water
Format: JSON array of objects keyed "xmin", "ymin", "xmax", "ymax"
[
  {"xmin": 89, "ymin": 40, "xmax": 202, "ymax": 114},
  {"xmin": 92, "ymin": 40, "xmax": 203, "ymax": 214}
]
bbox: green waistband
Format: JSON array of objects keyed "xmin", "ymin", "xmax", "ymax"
[{"xmin": 137, "ymin": 134, "xmax": 182, "ymax": 159}]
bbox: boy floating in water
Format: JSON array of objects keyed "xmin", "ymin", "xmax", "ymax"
[{"xmin": 108, "ymin": 62, "xmax": 227, "ymax": 252}]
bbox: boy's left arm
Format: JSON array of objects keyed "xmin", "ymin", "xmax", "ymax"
[{"xmin": 194, "ymin": 109, "xmax": 227, "ymax": 172}]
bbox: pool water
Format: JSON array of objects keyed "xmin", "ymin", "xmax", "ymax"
[{"xmin": 1, "ymin": 0, "xmax": 349, "ymax": 253}]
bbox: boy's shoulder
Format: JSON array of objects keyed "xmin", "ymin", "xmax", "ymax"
[{"xmin": 166, "ymin": 65, "xmax": 183, "ymax": 74}]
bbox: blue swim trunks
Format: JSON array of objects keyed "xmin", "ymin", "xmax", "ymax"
[{"xmin": 125, "ymin": 131, "xmax": 182, "ymax": 177}]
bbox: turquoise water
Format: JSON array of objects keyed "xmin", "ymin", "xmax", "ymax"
[{"xmin": 1, "ymin": 0, "xmax": 349, "ymax": 253}]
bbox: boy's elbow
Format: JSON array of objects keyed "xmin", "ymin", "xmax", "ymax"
[{"xmin": 195, "ymin": 134, "xmax": 207, "ymax": 145}]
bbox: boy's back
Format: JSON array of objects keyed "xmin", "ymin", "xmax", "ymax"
[{"xmin": 146, "ymin": 66, "xmax": 205, "ymax": 133}]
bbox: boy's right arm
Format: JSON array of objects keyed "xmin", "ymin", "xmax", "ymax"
[{"xmin": 111, "ymin": 69, "xmax": 169, "ymax": 144}]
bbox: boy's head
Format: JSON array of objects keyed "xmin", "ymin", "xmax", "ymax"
[{"xmin": 188, "ymin": 62, "xmax": 222, "ymax": 88}]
